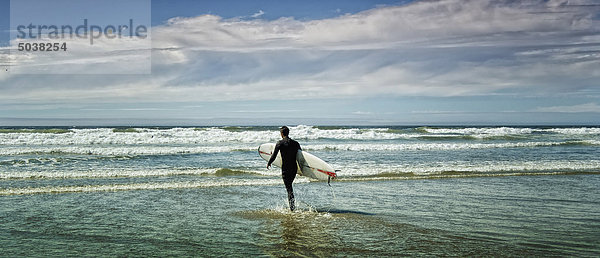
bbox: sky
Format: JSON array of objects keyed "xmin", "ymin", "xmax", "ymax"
[{"xmin": 0, "ymin": 0, "xmax": 599, "ymax": 126}]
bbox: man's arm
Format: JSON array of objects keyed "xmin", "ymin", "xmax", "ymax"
[{"xmin": 267, "ymin": 141, "xmax": 280, "ymax": 169}]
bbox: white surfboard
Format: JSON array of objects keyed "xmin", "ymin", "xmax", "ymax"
[{"xmin": 258, "ymin": 143, "xmax": 337, "ymax": 181}]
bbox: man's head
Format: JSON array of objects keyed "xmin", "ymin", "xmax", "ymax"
[{"xmin": 280, "ymin": 126, "xmax": 290, "ymax": 137}]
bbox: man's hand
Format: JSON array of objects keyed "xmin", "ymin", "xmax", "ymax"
[{"xmin": 267, "ymin": 164, "xmax": 271, "ymax": 169}]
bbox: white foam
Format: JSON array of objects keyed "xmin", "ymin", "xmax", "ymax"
[
  {"xmin": 543, "ymin": 127, "xmax": 600, "ymax": 135},
  {"xmin": 1, "ymin": 126, "xmax": 598, "ymax": 146},
  {"xmin": 289, "ymin": 125, "xmax": 406, "ymax": 140},
  {"xmin": 304, "ymin": 140, "xmax": 598, "ymax": 152},
  {"xmin": 333, "ymin": 160, "xmax": 600, "ymax": 177},
  {"xmin": 0, "ymin": 166, "xmax": 310, "ymax": 180},
  {"xmin": 1, "ymin": 140, "xmax": 597, "ymax": 156},
  {"xmin": 0, "ymin": 168, "xmax": 210, "ymax": 180},
  {"xmin": 0, "ymin": 126, "xmax": 413, "ymax": 146},
  {"xmin": 421, "ymin": 127, "xmax": 534, "ymax": 135},
  {"xmin": 422, "ymin": 127, "xmax": 600, "ymax": 136},
  {"xmin": 0, "ymin": 127, "xmax": 275, "ymax": 146},
  {"xmin": 334, "ymin": 171, "xmax": 589, "ymax": 182},
  {"xmin": 0, "ymin": 178, "xmax": 284, "ymax": 195},
  {"xmin": 0, "ymin": 145, "xmax": 252, "ymax": 156}
]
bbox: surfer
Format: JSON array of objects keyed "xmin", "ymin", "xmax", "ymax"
[{"xmin": 267, "ymin": 126, "xmax": 301, "ymax": 211}]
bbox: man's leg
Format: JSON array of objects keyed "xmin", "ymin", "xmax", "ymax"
[{"xmin": 282, "ymin": 171, "xmax": 296, "ymax": 211}]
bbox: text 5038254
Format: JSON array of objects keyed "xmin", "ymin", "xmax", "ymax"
[{"xmin": 18, "ymin": 43, "xmax": 67, "ymax": 51}]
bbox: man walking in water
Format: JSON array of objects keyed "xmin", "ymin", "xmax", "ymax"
[{"xmin": 267, "ymin": 126, "xmax": 301, "ymax": 211}]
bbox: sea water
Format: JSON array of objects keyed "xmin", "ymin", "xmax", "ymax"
[{"xmin": 1, "ymin": 125, "xmax": 599, "ymax": 256}]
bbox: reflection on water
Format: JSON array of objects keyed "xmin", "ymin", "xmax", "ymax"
[
  {"xmin": 238, "ymin": 208, "xmax": 339, "ymax": 256},
  {"xmin": 278, "ymin": 212, "xmax": 334, "ymax": 256},
  {"xmin": 236, "ymin": 207, "xmax": 567, "ymax": 257}
]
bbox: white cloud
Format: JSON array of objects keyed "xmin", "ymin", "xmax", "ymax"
[
  {"xmin": 1, "ymin": 0, "xmax": 599, "ymax": 104},
  {"xmin": 534, "ymin": 103, "xmax": 600, "ymax": 113},
  {"xmin": 150, "ymin": 0, "xmax": 596, "ymax": 50},
  {"xmin": 251, "ymin": 10, "xmax": 265, "ymax": 18}
]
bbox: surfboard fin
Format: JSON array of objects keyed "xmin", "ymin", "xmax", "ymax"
[{"xmin": 327, "ymin": 170, "xmax": 341, "ymax": 186}]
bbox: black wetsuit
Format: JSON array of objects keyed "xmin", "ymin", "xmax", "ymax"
[{"xmin": 267, "ymin": 136, "xmax": 301, "ymax": 211}]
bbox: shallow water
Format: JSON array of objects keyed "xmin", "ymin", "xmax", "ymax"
[
  {"xmin": 1, "ymin": 125, "xmax": 599, "ymax": 256},
  {"xmin": 1, "ymin": 175, "xmax": 599, "ymax": 256}
]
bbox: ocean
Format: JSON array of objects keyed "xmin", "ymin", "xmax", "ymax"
[{"xmin": 1, "ymin": 125, "xmax": 599, "ymax": 256}]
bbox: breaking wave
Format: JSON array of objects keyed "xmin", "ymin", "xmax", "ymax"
[
  {"xmin": 306, "ymin": 140, "xmax": 600, "ymax": 151},
  {"xmin": 0, "ymin": 178, "xmax": 284, "ymax": 196},
  {"xmin": 334, "ymin": 160, "xmax": 600, "ymax": 177},
  {"xmin": 417, "ymin": 126, "xmax": 600, "ymax": 137},
  {"xmin": 335, "ymin": 171, "xmax": 600, "ymax": 182},
  {"xmin": 1, "ymin": 126, "xmax": 598, "ymax": 146},
  {"xmin": 0, "ymin": 167, "xmax": 274, "ymax": 180},
  {"xmin": 0, "ymin": 140, "xmax": 597, "ymax": 157},
  {"xmin": 1, "ymin": 125, "xmax": 598, "ymax": 196},
  {"xmin": 0, "ymin": 145, "xmax": 249, "ymax": 156}
]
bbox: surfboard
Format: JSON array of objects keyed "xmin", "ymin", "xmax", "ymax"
[{"xmin": 258, "ymin": 143, "xmax": 337, "ymax": 181}]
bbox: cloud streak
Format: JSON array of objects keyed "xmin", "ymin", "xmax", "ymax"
[
  {"xmin": 251, "ymin": 10, "xmax": 265, "ymax": 18},
  {"xmin": 1, "ymin": 0, "xmax": 599, "ymax": 104},
  {"xmin": 534, "ymin": 102, "xmax": 600, "ymax": 113}
]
